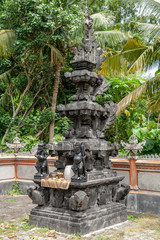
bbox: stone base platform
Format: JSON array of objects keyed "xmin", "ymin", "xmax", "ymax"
[{"xmin": 29, "ymin": 202, "xmax": 126, "ymax": 235}]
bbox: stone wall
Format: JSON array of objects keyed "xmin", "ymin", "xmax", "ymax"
[
  {"xmin": 0, "ymin": 155, "xmax": 160, "ymax": 192},
  {"xmin": 111, "ymin": 157, "xmax": 160, "ymax": 215},
  {"xmin": 0, "ymin": 155, "xmax": 160, "ymax": 215},
  {"xmin": 111, "ymin": 157, "xmax": 160, "ymax": 192},
  {"xmin": 0, "ymin": 155, "xmax": 56, "ymax": 181}
]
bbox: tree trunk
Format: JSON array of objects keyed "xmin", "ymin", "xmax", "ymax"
[{"xmin": 49, "ymin": 63, "xmax": 61, "ymax": 142}]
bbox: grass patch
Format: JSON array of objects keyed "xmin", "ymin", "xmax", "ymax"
[
  {"xmin": 123, "ymin": 213, "xmax": 160, "ymax": 239},
  {"xmin": 17, "ymin": 213, "xmax": 29, "ymax": 223},
  {"xmin": 4, "ymin": 199, "xmax": 16, "ymax": 202},
  {"xmin": 37, "ymin": 227, "xmax": 49, "ymax": 234},
  {"xmin": 8, "ymin": 182, "xmax": 23, "ymax": 195},
  {"xmin": 20, "ymin": 222, "xmax": 34, "ymax": 231},
  {"xmin": 127, "ymin": 214, "xmax": 135, "ymax": 221}
]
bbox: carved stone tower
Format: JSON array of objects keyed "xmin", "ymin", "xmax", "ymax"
[{"xmin": 28, "ymin": 9, "xmax": 128, "ymax": 235}]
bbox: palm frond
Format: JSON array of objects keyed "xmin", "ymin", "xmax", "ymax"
[
  {"xmin": 70, "ymin": 23, "xmax": 84, "ymax": 46},
  {"xmin": 117, "ymin": 82, "xmax": 147, "ymax": 116},
  {"xmin": 135, "ymin": 22, "xmax": 160, "ymax": 40},
  {"xmin": 0, "ymin": 92, "xmax": 10, "ymax": 107},
  {"xmin": 146, "ymin": 73, "xmax": 160, "ymax": 95},
  {"xmin": 121, "ymin": 39, "xmax": 148, "ymax": 69},
  {"xmin": 148, "ymin": 93, "xmax": 160, "ymax": 112},
  {"xmin": 41, "ymin": 44, "xmax": 64, "ymax": 67},
  {"xmin": 100, "ymin": 51, "xmax": 127, "ymax": 77},
  {"xmin": 152, "ymin": 38, "xmax": 160, "ymax": 60},
  {"xmin": 0, "ymin": 30, "xmax": 16, "ymax": 57},
  {"xmin": 117, "ymin": 74, "xmax": 160, "ymax": 115},
  {"xmin": 101, "ymin": 39, "xmax": 152, "ymax": 77},
  {"xmin": 126, "ymin": 46, "xmax": 153, "ymax": 73},
  {"xmin": 146, "ymin": 74, "xmax": 160, "ymax": 112},
  {"xmin": 91, "ymin": 13, "xmax": 115, "ymax": 30},
  {"xmin": 140, "ymin": 0, "xmax": 160, "ymax": 18},
  {"xmin": 94, "ymin": 30, "xmax": 131, "ymax": 49},
  {"xmin": 0, "ymin": 70, "xmax": 12, "ymax": 84}
]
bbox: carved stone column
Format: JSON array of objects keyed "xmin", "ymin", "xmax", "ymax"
[
  {"xmin": 121, "ymin": 134, "xmax": 146, "ymax": 190},
  {"xmin": 6, "ymin": 136, "xmax": 26, "ymax": 179}
]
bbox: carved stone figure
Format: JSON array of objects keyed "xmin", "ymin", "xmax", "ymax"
[
  {"xmin": 27, "ymin": 185, "xmax": 49, "ymax": 206},
  {"xmin": 34, "ymin": 141, "xmax": 49, "ymax": 177},
  {"xmin": 71, "ymin": 142, "xmax": 87, "ymax": 182},
  {"xmin": 69, "ymin": 191, "xmax": 89, "ymax": 211},
  {"xmin": 112, "ymin": 184, "xmax": 130, "ymax": 203}
]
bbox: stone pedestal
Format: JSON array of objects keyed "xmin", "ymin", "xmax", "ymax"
[
  {"xmin": 29, "ymin": 175, "xmax": 127, "ymax": 234},
  {"xmin": 29, "ymin": 202, "xmax": 126, "ymax": 235}
]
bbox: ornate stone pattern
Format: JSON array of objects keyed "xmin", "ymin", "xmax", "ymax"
[
  {"xmin": 53, "ymin": 9, "xmax": 119, "ymax": 176},
  {"xmin": 112, "ymin": 183, "xmax": 130, "ymax": 203},
  {"xmin": 121, "ymin": 134, "xmax": 146, "ymax": 157},
  {"xmin": 6, "ymin": 136, "xmax": 26, "ymax": 155},
  {"xmin": 28, "ymin": 8, "xmax": 128, "ymax": 234}
]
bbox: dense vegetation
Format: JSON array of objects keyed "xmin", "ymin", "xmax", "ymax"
[{"xmin": 0, "ymin": 0, "xmax": 160, "ymax": 155}]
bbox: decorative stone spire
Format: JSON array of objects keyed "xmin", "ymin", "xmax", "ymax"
[
  {"xmin": 70, "ymin": 8, "xmax": 106, "ymax": 71},
  {"xmin": 28, "ymin": 5, "xmax": 129, "ymax": 235}
]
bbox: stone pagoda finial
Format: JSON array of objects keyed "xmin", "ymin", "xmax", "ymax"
[
  {"xmin": 6, "ymin": 136, "xmax": 26, "ymax": 156},
  {"xmin": 84, "ymin": 6, "xmax": 93, "ymax": 30},
  {"xmin": 70, "ymin": 8, "xmax": 106, "ymax": 71},
  {"xmin": 121, "ymin": 134, "xmax": 146, "ymax": 158}
]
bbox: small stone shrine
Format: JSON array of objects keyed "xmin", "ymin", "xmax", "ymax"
[{"xmin": 28, "ymin": 8, "xmax": 129, "ymax": 235}]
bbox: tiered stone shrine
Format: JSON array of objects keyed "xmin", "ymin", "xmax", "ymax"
[{"xmin": 28, "ymin": 9, "xmax": 129, "ymax": 235}]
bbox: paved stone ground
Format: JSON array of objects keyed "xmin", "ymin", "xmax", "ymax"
[
  {"xmin": 0, "ymin": 195, "xmax": 34, "ymax": 222},
  {"xmin": 0, "ymin": 195, "xmax": 160, "ymax": 240}
]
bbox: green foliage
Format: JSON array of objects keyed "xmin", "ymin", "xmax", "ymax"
[
  {"xmin": 127, "ymin": 215, "xmax": 135, "ymax": 221},
  {"xmin": 20, "ymin": 222, "xmax": 34, "ymax": 231},
  {"xmin": 132, "ymin": 127, "xmax": 160, "ymax": 154},
  {"xmin": 0, "ymin": 0, "xmax": 83, "ymax": 145},
  {"xmin": 8, "ymin": 182, "xmax": 23, "ymax": 195},
  {"xmin": 97, "ymin": 75, "xmax": 160, "ymax": 155},
  {"xmin": 54, "ymin": 117, "xmax": 72, "ymax": 134},
  {"xmin": 97, "ymin": 75, "xmax": 143, "ymax": 104},
  {"xmin": 106, "ymin": 0, "xmax": 138, "ymax": 24},
  {"xmin": 17, "ymin": 214, "xmax": 29, "ymax": 223},
  {"xmin": 22, "ymin": 136, "xmax": 39, "ymax": 152},
  {"xmin": 54, "ymin": 134, "xmax": 62, "ymax": 142}
]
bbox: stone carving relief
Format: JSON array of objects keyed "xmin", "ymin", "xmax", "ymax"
[
  {"xmin": 71, "ymin": 143, "xmax": 87, "ymax": 182},
  {"xmin": 69, "ymin": 191, "xmax": 89, "ymax": 211},
  {"xmin": 27, "ymin": 185, "xmax": 49, "ymax": 206},
  {"xmin": 34, "ymin": 141, "xmax": 49, "ymax": 177},
  {"xmin": 112, "ymin": 183, "xmax": 130, "ymax": 203}
]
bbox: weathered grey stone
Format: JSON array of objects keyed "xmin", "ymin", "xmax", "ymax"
[
  {"xmin": 112, "ymin": 183, "xmax": 130, "ymax": 203},
  {"xmin": 29, "ymin": 202, "xmax": 126, "ymax": 235},
  {"xmin": 127, "ymin": 192, "xmax": 160, "ymax": 215},
  {"xmin": 69, "ymin": 191, "xmax": 89, "ymax": 211},
  {"xmin": 28, "ymin": 7, "xmax": 128, "ymax": 235},
  {"xmin": 27, "ymin": 185, "xmax": 49, "ymax": 206},
  {"xmin": 34, "ymin": 141, "xmax": 49, "ymax": 179}
]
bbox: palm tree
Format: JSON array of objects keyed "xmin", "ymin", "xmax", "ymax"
[
  {"xmin": 0, "ymin": 30, "xmax": 16, "ymax": 57},
  {"xmin": 116, "ymin": 0, "xmax": 160, "ymax": 115}
]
